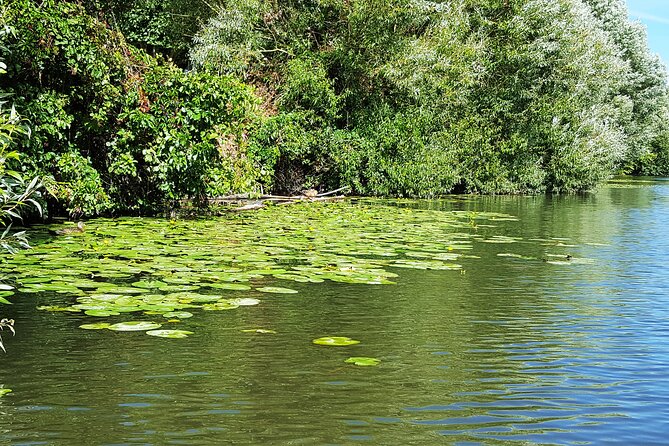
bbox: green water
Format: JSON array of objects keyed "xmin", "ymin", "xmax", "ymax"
[{"xmin": 0, "ymin": 179, "xmax": 668, "ymax": 445}]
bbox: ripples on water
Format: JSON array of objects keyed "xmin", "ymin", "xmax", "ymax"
[{"xmin": 1, "ymin": 179, "xmax": 669, "ymax": 445}]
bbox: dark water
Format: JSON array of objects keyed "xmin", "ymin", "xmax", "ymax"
[{"xmin": 1, "ymin": 179, "xmax": 668, "ymax": 445}]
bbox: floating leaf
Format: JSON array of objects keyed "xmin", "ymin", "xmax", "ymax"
[
  {"xmin": 37, "ymin": 305, "xmax": 81, "ymax": 313},
  {"xmin": 0, "ymin": 284, "xmax": 14, "ymax": 291},
  {"xmin": 345, "ymin": 357, "xmax": 381, "ymax": 366},
  {"xmin": 229, "ymin": 298, "xmax": 260, "ymax": 306},
  {"xmin": 256, "ymin": 287, "xmax": 298, "ymax": 294},
  {"xmin": 313, "ymin": 336, "xmax": 360, "ymax": 346},
  {"xmin": 85, "ymin": 310, "xmax": 120, "ymax": 317},
  {"xmin": 146, "ymin": 329, "xmax": 193, "ymax": 338},
  {"xmin": 202, "ymin": 301, "xmax": 239, "ymax": 310},
  {"xmin": 79, "ymin": 323, "xmax": 112, "ymax": 330},
  {"xmin": 162, "ymin": 311, "xmax": 193, "ymax": 319},
  {"xmin": 0, "ymin": 389, "xmax": 11, "ymax": 397},
  {"xmin": 0, "ymin": 297, "xmax": 12, "ymax": 305},
  {"xmin": 132, "ymin": 280, "xmax": 168, "ymax": 289},
  {"xmin": 206, "ymin": 283, "xmax": 252, "ymax": 291},
  {"xmin": 108, "ymin": 321, "xmax": 162, "ymax": 331}
]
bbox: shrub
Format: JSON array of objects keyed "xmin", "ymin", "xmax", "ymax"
[{"xmin": 2, "ymin": 0, "xmax": 265, "ymax": 215}]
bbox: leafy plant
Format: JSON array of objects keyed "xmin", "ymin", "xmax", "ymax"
[
  {"xmin": 0, "ymin": 7, "xmax": 43, "ymax": 249},
  {"xmin": 3, "ymin": 0, "xmax": 266, "ymax": 216}
]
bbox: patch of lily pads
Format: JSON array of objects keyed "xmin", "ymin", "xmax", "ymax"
[
  {"xmin": 79, "ymin": 321, "xmax": 193, "ymax": 338},
  {"xmin": 0, "ymin": 200, "xmax": 590, "ymax": 339}
]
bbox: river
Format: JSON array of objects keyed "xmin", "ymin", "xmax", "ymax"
[{"xmin": 0, "ymin": 177, "xmax": 667, "ymax": 445}]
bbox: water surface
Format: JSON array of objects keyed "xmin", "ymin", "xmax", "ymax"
[{"xmin": 0, "ymin": 178, "xmax": 667, "ymax": 445}]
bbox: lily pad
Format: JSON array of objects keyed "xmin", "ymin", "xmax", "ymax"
[
  {"xmin": 0, "ymin": 389, "xmax": 11, "ymax": 397},
  {"xmin": 79, "ymin": 323, "xmax": 112, "ymax": 330},
  {"xmin": 345, "ymin": 357, "xmax": 381, "ymax": 366},
  {"xmin": 241, "ymin": 328, "xmax": 276, "ymax": 334},
  {"xmin": 108, "ymin": 321, "xmax": 162, "ymax": 332},
  {"xmin": 206, "ymin": 283, "xmax": 252, "ymax": 291},
  {"xmin": 162, "ymin": 311, "xmax": 193, "ymax": 319},
  {"xmin": 85, "ymin": 310, "xmax": 120, "ymax": 317},
  {"xmin": 132, "ymin": 280, "xmax": 168, "ymax": 289},
  {"xmin": 37, "ymin": 305, "xmax": 81, "ymax": 313},
  {"xmin": 229, "ymin": 298, "xmax": 260, "ymax": 306},
  {"xmin": 202, "ymin": 301, "xmax": 239, "ymax": 310},
  {"xmin": 146, "ymin": 329, "xmax": 193, "ymax": 338},
  {"xmin": 0, "ymin": 297, "xmax": 12, "ymax": 305},
  {"xmin": 313, "ymin": 336, "xmax": 360, "ymax": 346},
  {"xmin": 256, "ymin": 286, "xmax": 298, "ymax": 294}
]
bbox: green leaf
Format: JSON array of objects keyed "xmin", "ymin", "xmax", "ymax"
[
  {"xmin": 79, "ymin": 323, "xmax": 112, "ymax": 330},
  {"xmin": 312, "ymin": 336, "xmax": 360, "ymax": 346},
  {"xmin": 256, "ymin": 286, "xmax": 298, "ymax": 294},
  {"xmin": 85, "ymin": 310, "xmax": 120, "ymax": 317},
  {"xmin": 345, "ymin": 357, "xmax": 381, "ymax": 366},
  {"xmin": 162, "ymin": 311, "xmax": 193, "ymax": 319},
  {"xmin": 146, "ymin": 329, "xmax": 193, "ymax": 338},
  {"xmin": 108, "ymin": 321, "xmax": 162, "ymax": 331}
]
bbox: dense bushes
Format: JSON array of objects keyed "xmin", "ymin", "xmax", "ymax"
[
  {"xmin": 194, "ymin": 0, "xmax": 667, "ymax": 195},
  {"xmin": 2, "ymin": 0, "xmax": 264, "ymax": 216},
  {"xmin": 81, "ymin": 0, "xmax": 212, "ymax": 66},
  {"xmin": 1, "ymin": 0, "xmax": 668, "ymax": 217},
  {"xmin": 0, "ymin": 12, "xmax": 42, "ymax": 250}
]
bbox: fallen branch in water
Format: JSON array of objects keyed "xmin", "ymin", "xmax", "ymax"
[{"xmin": 0, "ymin": 318, "xmax": 15, "ymax": 353}]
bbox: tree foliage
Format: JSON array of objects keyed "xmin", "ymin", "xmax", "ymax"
[
  {"xmin": 193, "ymin": 0, "xmax": 666, "ymax": 195},
  {"xmin": 80, "ymin": 0, "xmax": 213, "ymax": 66},
  {"xmin": 583, "ymin": 0, "xmax": 669, "ymax": 174},
  {"xmin": 0, "ymin": 8, "xmax": 42, "ymax": 251},
  {"xmin": 1, "ymin": 0, "xmax": 668, "ymax": 217},
  {"xmin": 2, "ymin": 0, "xmax": 263, "ymax": 216}
]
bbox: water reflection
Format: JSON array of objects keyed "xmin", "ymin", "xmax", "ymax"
[{"xmin": 1, "ymin": 179, "xmax": 669, "ymax": 444}]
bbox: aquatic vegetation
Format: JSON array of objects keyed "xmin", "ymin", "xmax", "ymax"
[
  {"xmin": 256, "ymin": 287, "xmax": 298, "ymax": 294},
  {"xmin": 0, "ymin": 200, "xmax": 585, "ymax": 338},
  {"xmin": 79, "ymin": 323, "xmax": 112, "ymax": 330},
  {"xmin": 146, "ymin": 330, "xmax": 194, "ymax": 339},
  {"xmin": 161, "ymin": 312, "xmax": 193, "ymax": 319},
  {"xmin": 312, "ymin": 337, "xmax": 360, "ymax": 346},
  {"xmin": 108, "ymin": 321, "xmax": 162, "ymax": 332},
  {"xmin": 345, "ymin": 357, "xmax": 380, "ymax": 367}
]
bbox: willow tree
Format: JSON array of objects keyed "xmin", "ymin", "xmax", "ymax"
[
  {"xmin": 583, "ymin": 0, "xmax": 669, "ymax": 174},
  {"xmin": 191, "ymin": 0, "xmax": 657, "ymax": 195}
]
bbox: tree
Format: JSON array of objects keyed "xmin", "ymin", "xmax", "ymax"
[
  {"xmin": 583, "ymin": 0, "xmax": 669, "ymax": 174},
  {"xmin": 192, "ymin": 0, "xmax": 634, "ymax": 195}
]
